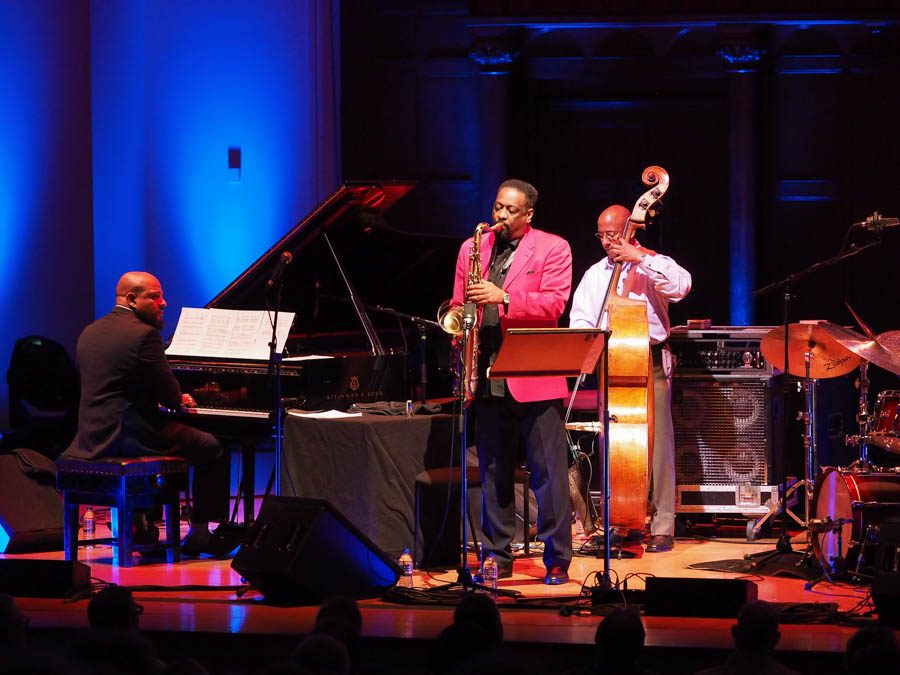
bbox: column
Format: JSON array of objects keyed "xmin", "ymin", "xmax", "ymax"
[
  {"xmin": 469, "ymin": 30, "xmax": 519, "ymax": 213},
  {"xmin": 718, "ymin": 36, "xmax": 765, "ymax": 326}
]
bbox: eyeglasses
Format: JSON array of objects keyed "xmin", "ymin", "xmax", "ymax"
[{"xmin": 595, "ymin": 231, "xmax": 621, "ymax": 241}]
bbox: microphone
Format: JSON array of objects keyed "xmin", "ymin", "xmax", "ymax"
[
  {"xmin": 462, "ymin": 302, "xmax": 477, "ymax": 330},
  {"xmin": 267, "ymin": 251, "xmax": 293, "ymax": 287},
  {"xmin": 855, "ymin": 212, "xmax": 899, "ymax": 231}
]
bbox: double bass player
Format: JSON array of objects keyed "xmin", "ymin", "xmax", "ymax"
[{"xmin": 569, "ymin": 204, "xmax": 692, "ymax": 553}]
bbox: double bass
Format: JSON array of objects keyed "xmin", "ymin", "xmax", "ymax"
[{"xmin": 600, "ymin": 166, "xmax": 670, "ymax": 533}]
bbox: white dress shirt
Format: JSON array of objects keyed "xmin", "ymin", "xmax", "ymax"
[{"xmin": 569, "ymin": 251, "xmax": 692, "ymax": 344}]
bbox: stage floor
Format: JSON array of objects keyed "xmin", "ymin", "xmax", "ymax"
[{"xmin": 3, "ymin": 527, "xmax": 880, "ymax": 674}]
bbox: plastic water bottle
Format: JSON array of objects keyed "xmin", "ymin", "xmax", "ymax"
[
  {"xmin": 83, "ymin": 507, "xmax": 95, "ymax": 549},
  {"xmin": 482, "ymin": 553, "xmax": 498, "ymax": 593},
  {"xmin": 398, "ymin": 548, "xmax": 414, "ymax": 588}
]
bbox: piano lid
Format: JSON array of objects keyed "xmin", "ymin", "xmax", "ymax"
[{"xmin": 206, "ymin": 181, "xmax": 460, "ymax": 357}]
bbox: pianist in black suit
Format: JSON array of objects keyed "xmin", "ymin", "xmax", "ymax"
[{"xmin": 63, "ymin": 271, "xmax": 235, "ymax": 557}]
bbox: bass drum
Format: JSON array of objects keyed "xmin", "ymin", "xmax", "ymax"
[{"xmin": 811, "ymin": 467, "xmax": 900, "ymax": 570}]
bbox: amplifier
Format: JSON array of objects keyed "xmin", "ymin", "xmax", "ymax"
[
  {"xmin": 671, "ymin": 347, "xmax": 777, "ymax": 514},
  {"xmin": 670, "ymin": 325, "xmax": 775, "ymax": 378}
]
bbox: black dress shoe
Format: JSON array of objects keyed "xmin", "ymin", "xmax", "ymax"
[
  {"xmin": 181, "ymin": 529, "xmax": 239, "ymax": 558},
  {"xmin": 497, "ymin": 563, "xmax": 513, "ymax": 579},
  {"xmin": 133, "ymin": 511, "xmax": 160, "ymax": 545},
  {"xmin": 543, "ymin": 565, "xmax": 569, "ymax": 585},
  {"xmin": 645, "ymin": 535, "xmax": 674, "ymax": 553}
]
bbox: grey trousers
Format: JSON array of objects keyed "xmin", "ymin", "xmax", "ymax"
[{"xmin": 649, "ymin": 346, "xmax": 676, "ymax": 536}]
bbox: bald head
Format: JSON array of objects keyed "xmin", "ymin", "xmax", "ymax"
[
  {"xmin": 115, "ymin": 271, "xmax": 167, "ymax": 329},
  {"xmin": 597, "ymin": 205, "xmax": 631, "ymax": 233},
  {"xmin": 596, "ymin": 204, "xmax": 635, "ymax": 255},
  {"xmin": 116, "ymin": 272, "xmax": 160, "ymax": 301}
]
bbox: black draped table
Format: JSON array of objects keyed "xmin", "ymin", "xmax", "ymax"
[{"xmin": 281, "ymin": 413, "xmax": 459, "ymax": 561}]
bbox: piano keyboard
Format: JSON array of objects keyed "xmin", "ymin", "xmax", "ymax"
[{"xmin": 163, "ymin": 406, "xmax": 271, "ymax": 420}]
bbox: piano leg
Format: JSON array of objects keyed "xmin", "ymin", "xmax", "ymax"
[{"xmin": 240, "ymin": 443, "xmax": 256, "ymax": 525}]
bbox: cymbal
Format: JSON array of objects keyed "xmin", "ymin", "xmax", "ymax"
[
  {"xmin": 760, "ymin": 323, "xmax": 860, "ymax": 378},
  {"xmin": 819, "ymin": 323, "xmax": 900, "ymax": 377},
  {"xmin": 876, "ymin": 330, "xmax": 900, "ymax": 356}
]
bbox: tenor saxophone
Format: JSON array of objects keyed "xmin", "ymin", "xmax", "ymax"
[{"xmin": 437, "ymin": 222, "xmax": 502, "ymax": 400}]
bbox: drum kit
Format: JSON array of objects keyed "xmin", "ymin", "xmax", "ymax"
[{"xmin": 757, "ymin": 318, "xmax": 900, "ymax": 581}]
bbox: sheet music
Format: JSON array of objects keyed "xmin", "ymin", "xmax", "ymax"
[
  {"xmin": 165, "ymin": 308, "xmax": 295, "ymax": 360},
  {"xmin": 287, "ymin": 409, "xmax": 362, "ymax": 419}
]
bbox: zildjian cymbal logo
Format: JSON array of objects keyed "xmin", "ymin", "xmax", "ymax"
[{"xmin": 826, "ymin": 356, "xmax": 852, "ymax": 370}]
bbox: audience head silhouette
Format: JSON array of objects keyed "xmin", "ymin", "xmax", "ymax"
[
  {"xmin": 844, "ymin": 624, "xmax": 897, "ymax": 674},
  {"xmin": 453, "ymin": 593, "xmax": 503, "ymax": 645},
  {"xmin": 0, "ymin": 593, "xmax": 29, "ymax": 649},
  {"xmin": 313, "ymin": 596, "xmax": 363, "ymax": 650},
  {"xmin": 291, "ymin": 632, "xmax": 350, "ymax": 675},
  {"xmin": 594, "ymin": 607, "xmax": 646, "ymax": 671},
  {"xmin": 731, "ymin": 600, "xmax": 781, "ymax": 652},
  {"xmin": 88, "ymin": 586, "xmax": 143, "ymax": 631}
]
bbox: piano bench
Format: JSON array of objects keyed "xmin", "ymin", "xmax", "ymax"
[
  {"xmin": 55, "ymin": 456, "xmax": 189, "ymax": 568},
  {"xmin": 413, "ymin": 466, "xmax": 531, "ymax": 568}
]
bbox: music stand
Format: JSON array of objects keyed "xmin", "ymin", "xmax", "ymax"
[{"xmin": 489, "ymin": 327, "xmax": 613, "ymax": 581}]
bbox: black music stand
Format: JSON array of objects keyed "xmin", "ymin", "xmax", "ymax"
[{"xmin": 490, "ymin": 327, "xmax": 612, "ymax": 581}]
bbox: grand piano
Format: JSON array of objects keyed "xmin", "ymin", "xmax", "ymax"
[
  {"xmin": 166, "ymin": 182, "xmax": 461, "ymax": 524},
  {"xmin": 168, "ymin": 181, "xmax": 460, "ymax": 416}
]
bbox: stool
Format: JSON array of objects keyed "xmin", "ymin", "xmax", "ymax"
[
  {"xmin": 56, "ymin": 456, "xmax": 189, "ymax": 567},
  {"xmin": 413, "ymin": 466, "xmax": 531, "ymax": 568}
]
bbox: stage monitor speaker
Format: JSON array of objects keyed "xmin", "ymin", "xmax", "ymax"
[
  {"xmin": 871, "ymin": 517, "xmax": 900, "ymax": 628},
  {"xmin": 672, "ymin": 379, "xmax": 773, "ymax": 486},
  {"xmin": 872, "ymin": 574, "xmax": 900, "ymax": 629},
  {"xmin": 0, "ymin": 559, "xmax": 90, "ymax": 598},
  {"xmin": 0, "ymin": 453, "xmax": 64, "ymax": 553},
  {"xmin": 644, "ymin": 577, "xmax": 758, "ymax": 618},
  {"xmin": 231, "ymin": 497, "xmax": 400, "ymax": 604}
]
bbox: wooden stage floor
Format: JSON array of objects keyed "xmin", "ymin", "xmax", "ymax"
[{"xmin": 3, "ymin": 526, "xmax": 887, "ymax": 674}]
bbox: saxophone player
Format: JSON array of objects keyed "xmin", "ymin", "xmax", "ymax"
[{"xmin": 451, "ymin": 179, "xmax": 574, "ymax": 585}]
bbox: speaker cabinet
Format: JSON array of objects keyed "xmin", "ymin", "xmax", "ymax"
[
  {"xmin": 0, "ymin": 454, "xmax": 63, "ymax": 553},
  {"xmin": 231, "ymin": 497, "xmax": 400, "ymax": 604},
  {"xmin": 672, "ymin": 379, "xmax": 773, "ymax": 486},
  {"xmin": 0, "ymin": 559, "xmax": 90, "ymax": 598},
  {"xmin": 645, "ymin": 577, "xmax": 758, "ymax": 618}
]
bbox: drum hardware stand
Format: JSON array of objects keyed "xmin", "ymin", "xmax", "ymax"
[
  {"xmin": 805, "ymin": 516, "xmax": 852, "ymax": 589},
  {"xmin": 845, "ymin": 360, "xmax": 877, "ymax": 473},
  {"xmin": 747, "ymin": 352, "xmax": 818, "ymax": 543}
]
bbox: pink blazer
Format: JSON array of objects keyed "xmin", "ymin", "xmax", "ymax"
[{"xmin": 451, "ymin": 226, "xmax": 572, "ymax": 403}]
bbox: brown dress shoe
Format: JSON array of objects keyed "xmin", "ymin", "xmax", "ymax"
[
  {"xmin": 645, "ymin": 535, "xmax": 674, "ymax": 552},
  {"xmin": 543, "ymin": 565, "xmax": 569, "ymax": 585}
]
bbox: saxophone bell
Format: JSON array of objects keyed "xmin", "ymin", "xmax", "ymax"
[{"xmin": 437, "ymin": 300, "xmax": 464, "ymax": 336}]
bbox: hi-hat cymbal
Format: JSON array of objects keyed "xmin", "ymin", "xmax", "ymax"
[
  {"xmin": 760, "ymin": 323, "xmax": 860, "ymax": 378},
  {"xmin": 819, "ymin": 323, "xmax": 900, "ymax": 377}
]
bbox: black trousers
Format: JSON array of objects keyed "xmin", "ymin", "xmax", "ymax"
[
  {"xmin": 475, "ymin": 396, "xmax": 572, "ymax": 570},
  {"xmin": 118, "ymin": 420, "xmax": 229, "ymax": 524}
]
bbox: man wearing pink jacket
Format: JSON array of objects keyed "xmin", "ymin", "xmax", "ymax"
[{"xmin": 451, "ymin": 179, "xmax": 573, "ymax": 585}]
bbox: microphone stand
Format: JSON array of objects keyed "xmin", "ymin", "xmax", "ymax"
[
  {"xmin": 364, "ymin": 302, "xmax": 440, "ymax": 406},
  {"xmin": 263, "ymin": 274, "xmax": 287, "ymax": 501},
  {"xmin": 745, "ymin": 223, "xmax": 883, "ymax": 572},
  {"xmin": 424, "ymin": 308, "xmax": 516, "ymax": 598}
]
